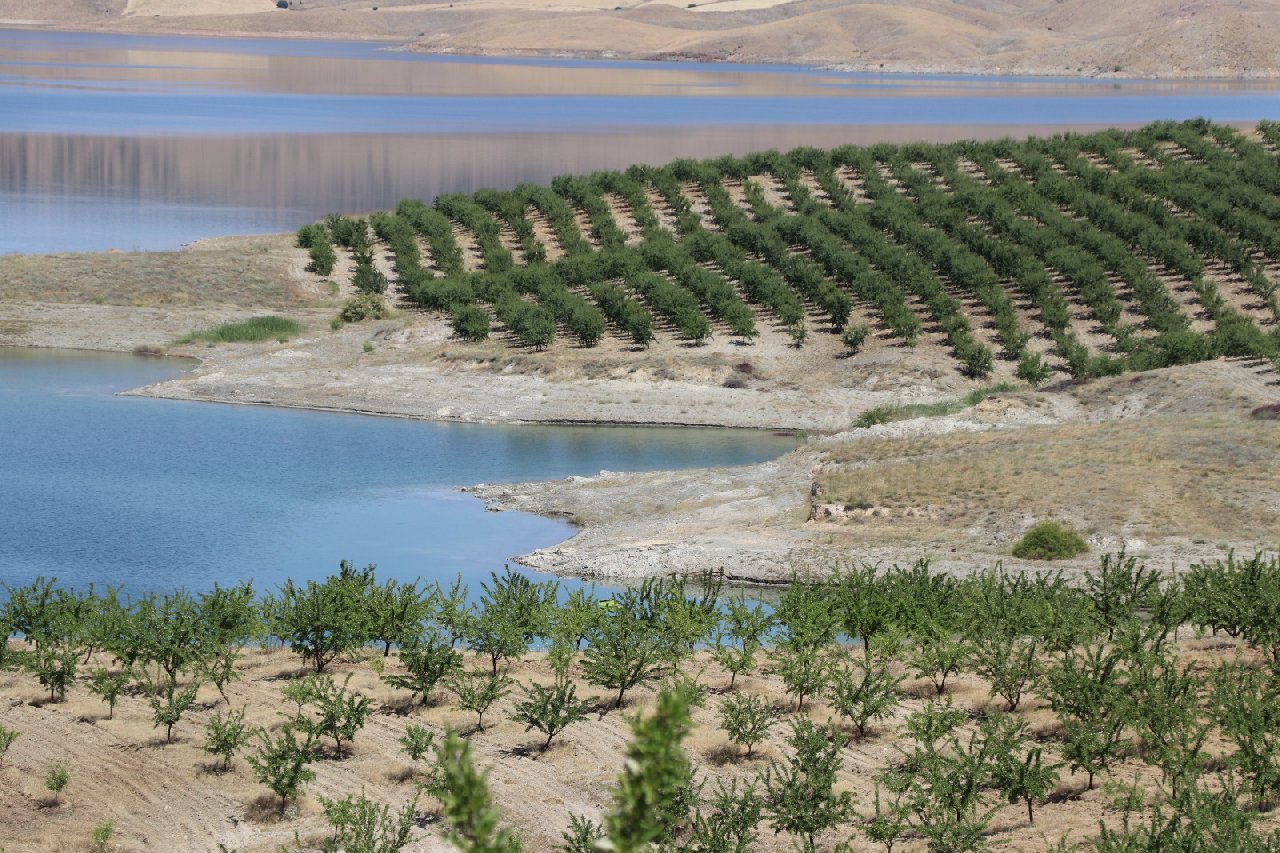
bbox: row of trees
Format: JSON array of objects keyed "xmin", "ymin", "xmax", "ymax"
[
  {"xmin": 9, "ymin": 551, "xmax": 1280, "ymax": 849},
  {"xmin": 298, "ymin": 119, "xmax": 1279, "ymax": 375}
]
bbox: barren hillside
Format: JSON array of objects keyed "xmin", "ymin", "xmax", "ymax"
[{"xmin": 3, "ymin": 0, "xmax": 1278, "ymax": 78}]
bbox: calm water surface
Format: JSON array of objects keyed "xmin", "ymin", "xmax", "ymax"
[
  {"xmin": 0, "ymin": 349, "xmax": 795, "ymax": 596},
  {"xmin": 3, "ymin": 28, "xmax": 1278, "ymax": 252}
]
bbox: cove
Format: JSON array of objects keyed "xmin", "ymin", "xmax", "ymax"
[{"xmin": 0, "ymin": 349, "xmax": 795, "ymax": 596}]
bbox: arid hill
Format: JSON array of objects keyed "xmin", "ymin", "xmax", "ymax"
[{"xmin": 2, "ymin": 0, "xmax": 1278, "ymax": 78}]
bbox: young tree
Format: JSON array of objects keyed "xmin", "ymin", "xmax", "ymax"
[
  {"xmin": 298, "ymin": 673, "xmax": 373, "ymax": 758},
  {"xmin": 0, "ymin": 725, "xmax": 18, "ymax": 767},
  {"xmin": 582, "ymin": 588, "xmax": 666, "ymax": 710},
  {"xmin": 559, "ymin": 814, "xmax": 605, "ymax": 853},
  {"xmin": 768, "ymin": 638, "xmax": 833, "ymax": 712},
  {"xmin": 382, "ymin": 630, "xmax": 462, "ymax": 705},
  {"xmin": 204, "ymin": 707, "xmax": 252, "ymax": 771},
  {"xmin": 827, "ymin": 658, "xmax": 904, "ymax": 739},
  {"xmin": 448, "ymin": 668, "xmax": 513, "ymax": 733},
  {"xmin": 761, "ymin": 718, "xmax": 855, "ymax": 853},
  {"xmin": 148, "ymin": 679, "xmax": 201, "ymax": 744},
  {"xmin": 467, "ymin": 569, "xmax": 558, "ymax": 675},
  {"xmin": 430, "ymin": 576, "xmax": 474, "ymax": 649},
  {"xmin": 432, "ymin": 731, "xmax": 522, "ymax": 852},
  {"xmin": 992, "ymin": 744, "xmax": 1060, "ymax": 825},
  {"xmin": 365, "ymin": 578, "xmax": 431, "ymax": 657},
  {"xmin": 45, "ymin": 763, "xmax": 70, "ymax": 805},
  {"xmin": 276, "ymin": 563, "xmax": 374, "ymax": 673},
  {"xmin": 711, "ymin": 594, "xmax": 773, "ymax": 690},
  {"xmin": 247, "ymin": 724, "xmax": 318, "ymax": 814},
  {"xmin": 319, "ymin": 789, "xmax": 419, "ymax": 853},
  {"xmin": 512, "ymin": 674, "xmax": 593, "ymax": 751},
  {"xmin": 718, "ymin": 691, "xmax": 775, "ymax": 758},
  {"xmin": 907, "ymin": 623, "xmax": 972, "ymax": 696},
  {"xmin": 29, "ymin": 647, "xmax": 78, "ymax": 703},
  {"xmin": 399, "ymin": 725, "xmax": 436, "ymax": 764},
  {"xmin": 688, "ymin": 777, "xmax": 763, "ymax": 853},
  {"xmin": 605, "ymin": 688, "xmax": 697, "ymax": 850}
]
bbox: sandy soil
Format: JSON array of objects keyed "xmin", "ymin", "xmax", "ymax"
[
  {"xmin": 3, "ymin": 0, "xmax": 1278, "ymax": 79},
  {"xmin": 3, "ymin": 635, "xmax": 1276, "ymax": 851}
]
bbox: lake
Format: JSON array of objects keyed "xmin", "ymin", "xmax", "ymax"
[
  {"xmin": 3, "ymin": 28, "xmax": 1278, "ymax": 253},
  {"xmin": 0, "ymin": 348, "xmax": 795, "ymax": 597}
]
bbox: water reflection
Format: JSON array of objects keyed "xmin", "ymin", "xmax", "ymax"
[
  {"xmin": 2, "ymin": 28, "xmax": 1277, "ymax": 253},
  {"xmin": 3, "ymin": 124, "xmax": 1137, "ymax": 253}
]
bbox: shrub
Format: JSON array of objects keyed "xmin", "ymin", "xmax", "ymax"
[
  {"xmin": 0, "ymin": 725, "xmax": 18, "ymax": 766},
  {"xmin": 319, "ymin": 790, "xmax": 419, "ymax": 852},
  {"xmin": 841, "ymin": 323, "xmax": 870, "ymax": 355},
  {"xmin": 451, "ymin": 304, "xmax": 491, "ymax": 342},
  {"xmin": 177, "ymin": 316, "xmax": 301, "ymax": 345},
  {"xmin": 341, "ymin": 293, "xmax": 387, "ymax": 323},
  {"xmin": 1012, "ymin": 521, "xmax": 1089, "ymax": 560}
]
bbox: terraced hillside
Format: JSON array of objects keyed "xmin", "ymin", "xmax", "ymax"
[{"xmin": 303, "ymin": 120, "xmax": 1280, "ymax": 386}]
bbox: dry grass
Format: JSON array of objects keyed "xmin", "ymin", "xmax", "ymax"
[
  {"xmin": 0, "ymin": 235, "xmax": 329, "ymax": 310},
  {"xmin": 817, "ymin": 413, "xmax": 1280, "ymax": 545}
]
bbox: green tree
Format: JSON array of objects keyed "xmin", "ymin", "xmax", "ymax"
[
  {"xmin": 298, "ymin": 673, "xmax": 373, "ymax": 758},
  {"xmin": 688, "ymin": 777, "xmax": 763, "ymax": 853},
  {"xmin": 381, "ymin": 630, "xmax": 462, "ymax": 705},
  {"xmin": 992, "ymin": 744, "xmax": 1060, "ymax": 825},
  {"xmin": 276, "ymin": 562, "xmax": 374, "ymax": 673},
  {"xmin": 247, "ymin": 723, "xmax": 318, "ymax": 814},
  {"xmin": 45, "ymin": 763, "xmax": 70, "ymax": 805},
  {"xmin": 366, "ymin": 578, "xmax": 431, "ymax": 657},
  {"xmin": 827, "ymin": 658, "xmax": 904, "ymax": 739},
  {"xmin": 761, "ymin": 718, "xmax": 855, "ymax": 853},
  {"xmin": 711, "ymin": 594, "xmax": 772, "ymax": 690},
  {"xmin": 582, "ymin": 586, "xmax": 667, "ymax": 710},
  {"xmin": 449, "ymin": 668, "xmax": 514, "ymax": 733},
  {"xmin": 204, "ymin": 706, "xmax": 252, "ymax": 771},
  {"xmin": 511, "ymin": 674, "xmax": 592, "ymax": 751},
  {"xmin": 451, "ymin": 304, "xmax": 491, "ymax": 342},
  {"xmin": 148, "ymin": 679, "xmax": 201, "ymax": 744},
  {"xmin": 605, "ymin": 688, "xmax": 696, "ymax": 850},
  {"xmin": 467, "ymin": 569, "xmax": 558, "ymax": 675},
  {"xmin": 0, "ymin": 725, "xmax": 19, "ymax": 767},
  {"xmin": 718, "ymin": 691, "xmax": 775, "ymax": 758},
  {"xmin": 320, "ymin": 789, "xmax": 419, "ymax": 853},
  {"xmin": 432, "ymin": 731, "xmax": 523, "ymax": 852}
]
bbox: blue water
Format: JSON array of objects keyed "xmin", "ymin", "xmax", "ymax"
[
  {"xmin": 2, "ymin": 28, "xmax": 1277, "ymax": 254},
  {"xmin": 0, "ymin": 349, "xmax": 795, "ymax": 596}
]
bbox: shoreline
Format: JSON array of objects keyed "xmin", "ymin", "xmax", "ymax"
[{"xmin": 4, "ymin": 18, "xmax": 1279, "ymax": 82}]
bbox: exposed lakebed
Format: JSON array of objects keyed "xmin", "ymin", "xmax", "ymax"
[{"xmin": 0, "ymin": 349, "xmax": 795, "ymax": 595}]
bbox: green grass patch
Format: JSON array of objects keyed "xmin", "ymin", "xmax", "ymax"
[
  {"xmin": 1012, "ymin": 521, "xmax": 1089, "ymax": 560},
  {"xmin": 854, "ymin": 382, "xmax": 1021, "ymax": 429},
  {"xmin": 177, "ymin": 316, "xmax": 301, "ymax": 345}
]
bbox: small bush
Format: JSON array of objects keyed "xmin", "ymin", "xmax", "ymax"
[
  {"xmin": 841, "ymin": 324, "xmax": 870, "ymax": 356},
  {"xmin": 1012, "ymin": 521, "xmax": 1088, "ymax": 560},
  {"xmin": 177, "ymin": 316, "xmax": 301, "ymax": 345},
  {"xmin": 341, "ymin": 294, "xmax": 387, "ymax": 323},
  {"xmin": 451, "ymin": 305, "xmax": 491, "ymax": 342}
]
